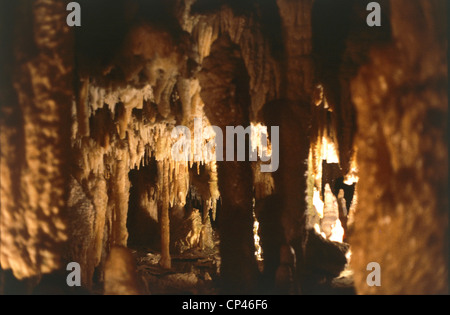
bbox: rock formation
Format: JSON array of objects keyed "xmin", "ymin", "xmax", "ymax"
[{"xmin": 0, "ymin": 0, "xmax": 447, "ymax": 295}]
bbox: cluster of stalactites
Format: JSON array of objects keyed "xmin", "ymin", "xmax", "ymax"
[
  {"xmin": 66, "ymin": 0, "xmax": 299, "ymax": 269},
  {"xmin": 179, "ymin": 3, "xmax": 282, "ymax": 121},
  {"xmin": 69, "ymin": 0, "xmax": 291, "ymax": 214},
  {"xmin": 72, "ymin": 79, "xmax": 221, "ymax": 208}
]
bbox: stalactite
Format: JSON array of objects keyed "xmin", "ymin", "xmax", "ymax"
[
  {"xmin": 64, "ymin": 4, "xmax": 287, "ymax": 287},
  {"xmin": 193, "ymin": 20, "xmax": 219, "ymax": 63},
  {"xmin": 0, "ymin": 0, "xmax": 445, "ymax": 296},
  {"xmin": 179, "ymin": 5, "xmax": 281, "ymax": 121},
  {"xmin": 71, "ymin": 66, "xmax": 221, "ymax": 273},
  {"xmin": 1, "ymin": 0, "xmax": 350, "ymax": 293}
]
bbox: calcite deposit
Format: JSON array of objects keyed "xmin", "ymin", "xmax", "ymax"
[{"xmin": 0, "ymin": 0, "xmax": 447, "ymax": 295}]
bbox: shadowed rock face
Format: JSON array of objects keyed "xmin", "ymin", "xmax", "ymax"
[
  {"xmin": 198, "ymin": 34, "xmax": 258, "ymax": 294},
  {"xmin": 349, "ymin": 0, "xmax": 448, "ymax": 295},
  {"xmin": 0, "ymin": 0, "xmax": 447, "ymax": 295},
  {"xmin": 304, "ymin": 229, "xmax": 348, "ymax": 278}
]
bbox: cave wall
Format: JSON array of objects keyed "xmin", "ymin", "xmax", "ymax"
[
  {"xmin": 0, "ymin": 0, "xmax": 74, "ymax": 280},
  {"xmin": 310, "ymin": 0, "xmax": 448, "ymax": 295},
  {"xmin": 0, "ymin": 0, "xmax": 447, "ymax": 295},
  {"xmin": 350, "ymin": 0, "xmax": 448, "ymax": 294}
]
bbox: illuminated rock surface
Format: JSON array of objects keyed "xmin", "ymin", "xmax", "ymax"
[{"xmin": 0, "ymin": 0, "xmax": 447, "ymax": 295}]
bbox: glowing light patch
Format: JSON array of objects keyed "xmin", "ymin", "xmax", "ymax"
[
  {"xmin": 313, "ymin": 188, "xmax": 324, "ymax": 219},
  {"xmin": 314, "ymin": 223, "xmax": 327, "ymax": 239},
  {"xmin": 253, "ymin": 208, "xmax": 263, "ymax": 261},
  {"xmin": 322, "ymin": 136, "xmax": 339, "ymax": 164},
  {"xmin": 329, "ymin": 219, "xmax": 345, "ymax": 243}
]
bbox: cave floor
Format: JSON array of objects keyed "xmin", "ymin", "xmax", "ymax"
[
  {"xmin": 130, "ymin": 246, "xmax": 355, "ymax": 295},
  {"xmin": 131, "ymin": 246, "xmax": 221, "ymax": 295},
  {"xmin": 305, "ymin": 267, "xmax": 356, "ymax": 295}
]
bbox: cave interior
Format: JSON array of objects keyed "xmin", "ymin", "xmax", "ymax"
[{"xmin": 0, "ymin": 0, "xmax": 448, "ymax": 295}]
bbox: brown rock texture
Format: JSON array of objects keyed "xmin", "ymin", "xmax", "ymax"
[
  {"xmin": 0, "ymin": 0, "xmax": 447, "ymax": 296},
  {"xmin": 350, "ymin": 0, "xmax": 448, "ymax": 294},
  {"xmin": 199, "ymin": 35, "xmax": 258, "ymax": 294},
  {"xmin": 0, "ymin": 0, "xmax": 74, "ymax": 280}
]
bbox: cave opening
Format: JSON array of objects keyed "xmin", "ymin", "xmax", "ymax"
[{"xmin": 0, "ymin": 0, "xmax": 447, "ymax": 296}]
